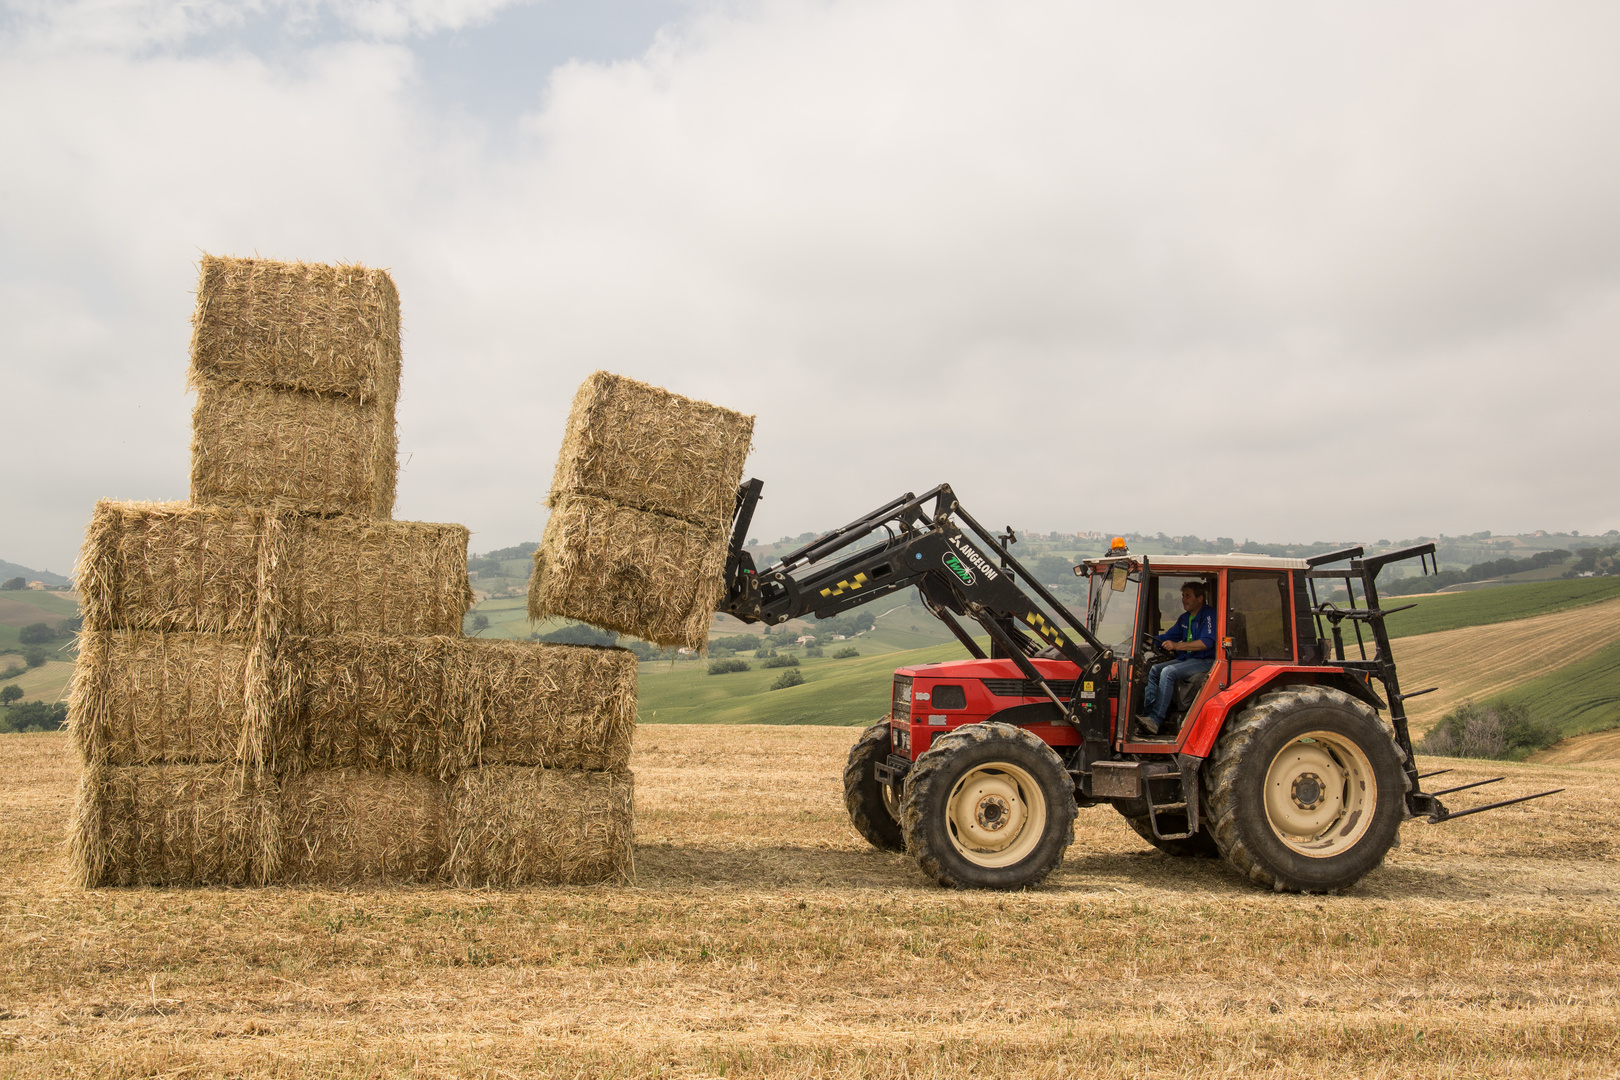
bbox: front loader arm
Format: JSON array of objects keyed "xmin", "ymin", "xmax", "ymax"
[{"xmin": 719, "ymin": 479, "xmax": 1113, "ymax": 701}]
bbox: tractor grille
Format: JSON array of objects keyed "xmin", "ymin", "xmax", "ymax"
[
  {"xmin": 983, "ymin": 678, "xmax": 1077, "ymax": 699},
  {"xmin": 891, "ymin": 676, "xmax": 912, "ymax": 722}
]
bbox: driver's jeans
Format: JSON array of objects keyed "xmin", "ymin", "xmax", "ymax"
[{"xmin": 1144, "ymin": 656, "xmax": 1214, "ymax": 722}]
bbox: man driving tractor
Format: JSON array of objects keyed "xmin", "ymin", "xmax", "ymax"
[{"xmin": 1141, "ymin": 581, "xmax": 1216, "ymax": 736}]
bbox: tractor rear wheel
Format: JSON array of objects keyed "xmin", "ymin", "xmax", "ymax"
[
  {"xmin": 1205, "ymin": 686, "xmax": 1408, "ymax": 893},
  {"xmin": 843, "ymin": 720, "xmax": 906, "ymax": 852},
  {"xmin": 1117, "ymin": 808, "xmax": 1219, "ymax": 858},
  {"xmin": 901, "ymin": 722, "xmax": 1075, "ymax": 889}
]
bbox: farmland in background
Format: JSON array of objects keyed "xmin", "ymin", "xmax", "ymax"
[
  {"xmin": 1380, "ymin": 576, "xmax": 1620, "ymax": 638},
  {"xmin": 0, "ymin": 728, "xmax": 1615, "ymax": 1077}
]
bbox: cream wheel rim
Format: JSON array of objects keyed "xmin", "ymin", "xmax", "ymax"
[
  {"xmin": 1264, "ymin": 730, "xmax": 1376, "ymax": 857},
  {"xmin": 945, "ymin": 763, "xmax": 1047, "ymax": 868}
]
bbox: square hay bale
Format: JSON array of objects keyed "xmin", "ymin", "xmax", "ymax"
[
  {"xmin": 527, "ymin": 494, "xmax": 729, "ymax": 651},
  {"xmin": 189, "ymin": 255, "xmax": 402, "ymax": 402},
  {"xmin": 273, "ymin": 637, "xmax": 637, "ymax": 777},
  {"xmin": 466, "ymin": 640, "xmax": 637, "ymax": 773},
  {"xmin": 70, "ymin": 631, "xmax": 273, "ymax": 769},
  {"xmin": 447, "ymin": 767, "xmax": 634, "ymax": 886},
  {"xmin": 77, "ymin": 501, "xmax": 274, "ymax": 636},
  {"xmin": 279, "ymin": 770, "xmax": 448, "ymax": 884},
  {"xmin": 275, "ymin": 635, "xmax": 463, "ymax": 778},
  {"xmin": 281, "ymin": 516, "xmax": 474, "ymax": 636},
  {"xmin": 190, "ymin": 379, "xmax": 397, "ymax": 519},
  {"xmin": 77, "ymin": 501, "xmax": 473, "ymax": 637},
  {"xmin": 70, "ymin": 764, "xmax": 280, "ymax": 887},
  {"xmin": 550, "ymin": 371, "xmax": 754, "ymax": 527}
]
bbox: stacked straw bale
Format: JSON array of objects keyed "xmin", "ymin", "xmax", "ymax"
[
  {"xmin": 280, "ymin": 770, "xmax": 448, "ymax": 884},
  {"xmin": 189, "ymin": 256, "xmax": 401, "ymax": 518},
  {"xmin": 69, "ymin": 256, "xmax": 639, "ymax": 888},
  {"xmin": 529, "ymin": 372, "xmax": 754, "ymax": 651}
]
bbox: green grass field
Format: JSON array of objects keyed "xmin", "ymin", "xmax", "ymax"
[
  {"xmin": 637, "ymin": 640, "xmax": 974, "ymax": 725},
  {"xmin": 0, "ymin": 590, "xmax": 79, "ymax": 655},
  {"xmin": 1381, "ymin": 576, "xmax": 1620, "ymax": 639},
  {"xmin": 1497, "ymin": 637, "xmax": 1620, "ymax": 739}
]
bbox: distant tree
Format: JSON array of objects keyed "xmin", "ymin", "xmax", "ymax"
[
  {"xmin": 0, "ymin": 700, "xmax": 67, "ymax": 733},
  {"xmin": 803, "ymin": 645, "xmax": 824, "ymax": 658},
  {"xmin": 1, "ymin": 577, "xmax": 23, "ymax": 591},
  {"xmin": 537, "ymin": 623, "xmax": 618, "ymax": 647},
  {"xmin": 18, "ymin": 623, "xmax": 56, "ymax": 645},
  {"xmin": 708, "ymin": 658, "xmax": 751, "ymax": 675},
  {"xmin": 23, "ymin": 648, "xmax": 47, "ymax": 669},
  {"xmin": 471, "ymin": 614, "xmax": 490, "ymax": 632},
  {"xmin": 832, "ymin": 646, "xmax": 860, "ymax": 659},
  {"xmin": 622, "ymin": 640, "xmax": 659, "ymax": 661},
  {"xmin": 769, "ymin": 668, "xmax": 805, "ymax": 690},
  {"xmin": 0, "ymin": 685, "xmax": 22, "ymax": 707},
  {"xmin": 1029, "ymin": 555, "xmax": 1074, "ymax": 584},
  {"xmin": 761, "ymin": 654, "xmax": 799, "ymax": 669}
]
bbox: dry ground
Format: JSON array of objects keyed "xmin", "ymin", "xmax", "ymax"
[
  {"xmin": 1, "ymin": 727, "xmax": 1617, "ymax": 1079},
  {"xmin": 1391, "ymin": 595, "xmax": 1620, "ymax": 733}
]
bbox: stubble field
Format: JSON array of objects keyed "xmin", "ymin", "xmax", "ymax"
[{"xmin": 1, "ymin": 727, "xmax": 1616, "ymax": 1078}]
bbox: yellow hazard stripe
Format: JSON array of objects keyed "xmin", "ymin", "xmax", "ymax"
[{"xmin": 818, "ymin": 572, "xmax": 869, "ymax": 599}]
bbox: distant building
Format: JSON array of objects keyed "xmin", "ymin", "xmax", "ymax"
[
  {"xmin": 26, "ymin": 581, "xmax": 45, "ymax": 591},
  {"xmin": 796, "ymin": 635, "xmax": 815, "ymax": 645}
]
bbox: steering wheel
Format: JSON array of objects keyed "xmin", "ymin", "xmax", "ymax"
[{"xmin": 1141, "ymin": 633, "xmax": 1171, "ymax": 658}]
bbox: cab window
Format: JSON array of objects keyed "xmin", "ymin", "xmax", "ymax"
[{"xmin": 1227, "ymin": 571, "xmax": 1292, "ymax": 659}]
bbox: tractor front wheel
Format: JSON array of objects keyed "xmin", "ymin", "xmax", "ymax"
[
  {"xmin": 843, "ymin": 719, "xmax": 906, "ymax": 852},
  {"xmin": 1205, "ymin": 686, "xmax": 1408, "ymax": 893},
  {"xmin": 901, "ymin": 722, "xmax": 1075, "ymax": 889}
]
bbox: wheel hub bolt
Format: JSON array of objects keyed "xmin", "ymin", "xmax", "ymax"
[
  {"xmin": 976, "ymin": 795, "xmax": 1010, "ymax": 831},
  {"xmin": 1291, "ymin": 772, "xmax": 1325, "ymax": 810}
]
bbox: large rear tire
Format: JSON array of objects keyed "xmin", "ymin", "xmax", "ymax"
[
  {"xmin": 901, "ymin": 722, "xmax": 1075, "ymax": 889},
  {"xmin": 1205, "ymin": 686, "xmax": 1408, "ymax": 893},
  {"xmin": 843, "ymin": 720, "xmax": 906, "ymax": 852}
]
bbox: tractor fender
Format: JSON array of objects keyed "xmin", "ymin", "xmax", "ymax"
[{"xmin": 1178, "ymin": 667, "xmax": 1378, "ymax": 759}]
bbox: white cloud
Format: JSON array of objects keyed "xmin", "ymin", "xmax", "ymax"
[{"xmin": 3, "ymin": 0, "xmax": 1618, "ymax": 571}]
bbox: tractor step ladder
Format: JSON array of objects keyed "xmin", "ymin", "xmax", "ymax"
[{"xmin": 1142, "ymin": 764, "xmax": 1192, "ymax": 841}]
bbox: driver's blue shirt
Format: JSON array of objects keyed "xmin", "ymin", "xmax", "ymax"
[{"xmin": 1157, "ymin": 604, "xmax": 1217, "ymax": 660}]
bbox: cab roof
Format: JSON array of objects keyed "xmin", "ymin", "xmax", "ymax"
[{"xmin": 1093, "ymin": 553, "xmax": 1310, "ymax": 570}]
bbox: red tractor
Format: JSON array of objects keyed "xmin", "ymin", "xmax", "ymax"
[{"xmin": 720, "ymin": 481, "xmax": 1558, "ymax": 892}]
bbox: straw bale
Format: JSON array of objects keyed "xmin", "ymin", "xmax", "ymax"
[
  {"xmin": 527, "ymin": 494, "xmax": 729, "ymax": 651},
  {"xmin": 279, "ymin": 769, "xmax": 448, "ymax": 884},
  {"xmin": 77, "ymin": 502, "xmax": 472, "ymax": 637},
  {"xmin": 466, "ymin": 640, "xmax": 636, "ymax": 773},
  {"xmin": 76, "ymin": 500, "xmax": 273, "ymax": 635},
  {"xmin": 281, "ymin": 516, "xmax": 473, "ymax": 636},
  {"xmin": 189, "ymin": 255, "xmax": 402, "ymax": 402},
  {"xmin": 274, "ymin": 637, "xmax": 636, "ymax": 777},
  {"xmin": 275, "ymin": 635, "xmax": 463, "ymax": 778},
  {"xmin": 447, "ymin": 767, "xmax": 634, "ymax": 886},
  {"xmin": 69, "ymin": 631, "xmax": 273, "ymax": 768},
  {"xmin": 550, "ymin": 371, "xmax": 754, "ymax": 527},
  {"xmin": 69, "ymin": 764, "xmax": 280, "ymax": 887},
  {"xmin": 190, "ymin": 379, "xmax": 397, "ymax": 518}
]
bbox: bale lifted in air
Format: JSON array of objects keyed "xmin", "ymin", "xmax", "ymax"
[{"xmin": 720, "ymin": 480, "xmax": 1562, "ymax": 893}]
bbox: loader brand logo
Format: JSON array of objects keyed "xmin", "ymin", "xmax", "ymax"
[
  {"xmin": 942, "ymin": 553, "xmax": 976, "ymax": 586},
  {"xmin": 946, "ymin": 535, "xmax": 999, "ymax": 582}
]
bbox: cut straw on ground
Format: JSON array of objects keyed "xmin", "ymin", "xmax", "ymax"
[
  {"xmin": 447, "ymin": 766, "xmax": 635, "ymax": 886},
  {"xmin": 190, "ymin": 379, "xmax": 398, "ymax": 519},
  {"xmin": 549, "ymin": 370, "xmax": 754, "ymax": 528},
  {"xmin": 528, "ymin": 493, "xmax": 730, "ymax": 651},
  {"xmin": 188, "ymin": 255, "xmax": 401, "ymax": 403}
]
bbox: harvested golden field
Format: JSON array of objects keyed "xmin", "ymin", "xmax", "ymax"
[
  {"xmin": 1533, "ymin": 728, "xmax": 1620, "ymax": 766},
  {"xmin": 1389, "ymin": 595, "xmax": 1620, "ymax": 733},
  {"xmin": 1, "ymin": 726, "xmax": 1617, "ymax": 1079}
]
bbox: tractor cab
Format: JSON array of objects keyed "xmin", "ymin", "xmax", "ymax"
[{"xmin": 1078, "ymin": 552, "xmax": 1328, "ymax": 756}]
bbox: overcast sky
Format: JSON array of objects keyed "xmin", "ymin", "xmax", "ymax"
[{"xmin": 4, "ymin": 0, "xmax": 1618, "ymax": 575}]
